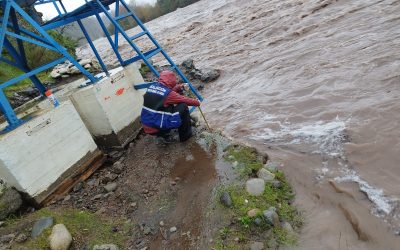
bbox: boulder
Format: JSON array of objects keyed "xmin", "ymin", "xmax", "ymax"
[
  {"xmin": 48, "ymin": 224, "xmax": 72, "ymax": 250},
  {"xmin": 198, "ymin": 68, "xmax": 220, "ymax": 82},
  {"xmin": 246, "ymin": 178, "xmax": 265, "ymax": 196},
  {"xmin": 32, "ymin": 217, "xmax": 54, "ymax": 238},
  {"xmin": 219, "ymin": 192, "xmax": 232, "ymax": 208},
  {"xmin": 257, "ymin": 168, "xmax": 275, "ymax": 182},
  {"xmin": 0, "ymin": 188, "xmax": 23, "ymax": 220}
]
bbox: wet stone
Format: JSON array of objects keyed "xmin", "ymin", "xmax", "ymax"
[
  {"xmin": 32, "ymin": 217, "xmax": 54, "ymax": 238},
  {"xmin": 263, "ymin": 207, "xmax": 280, "ymax": 227},
  {"xmin": 258, "ymin": 168, "xmax": 275, "ymax": 182},
  {"xmin": 250, "ymin": 241, "xmax": 264, "ymax": 250},
  {"xmin": 246, "ymin": 178, "xmax": 265, "ymax": 196},
  {"xmin": 220, "ymin": 192, "xmax": 232, "ymax": 207},
  {"xmin": 272, "ymin": 180, "xmax": 282, "ymax": 188}
]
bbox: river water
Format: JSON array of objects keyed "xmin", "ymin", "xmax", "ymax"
[{"xmin": 77, "ymin": 0, "xmax": 400, "ymax": 248}]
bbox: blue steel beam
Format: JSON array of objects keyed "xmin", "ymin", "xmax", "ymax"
[{"xmin": 77, "ymin": 19, "xmax": 108, "ymax": 75}]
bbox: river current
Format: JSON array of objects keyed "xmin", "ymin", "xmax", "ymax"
[{"xmin": 77, "ymin": 0, "xmax": 400, "ymax": 248}]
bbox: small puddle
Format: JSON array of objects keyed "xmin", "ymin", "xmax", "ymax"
[{"xmin": 149, "ymin": 143, "xmax": 218, "ymax": 249}]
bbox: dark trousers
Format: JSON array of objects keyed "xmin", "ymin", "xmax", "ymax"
[{"xmin": 156, "ymin": 103, "xmax": 193, "ymax": 142}]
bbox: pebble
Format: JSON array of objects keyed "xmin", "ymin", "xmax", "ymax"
[
  {"xmin": 169, "ymin": 226, "xmax": 177, "ymax": 233},
  {"xmin": 0, "ymin": 234, "xmax": 15, "ymax": 244},
  {"xmin": 250, "ymin": 242, "xmax": 264, "ymax": 250},
  {"xmin": 234, "ymin": 237, "xmax": 239, "ymax": 242},
  {"xmin": 159, "ymin": 221, "xmax": 165, "ymax": 226},
  {"xmin": 282, "ymin": 221, "xmax": 294, "ymax": 233},
  {"xmin": 63, "ymin": 195, "xmax": 71, "ymax": 202},
  {"xmin": 272, "ymin": 180, "xmax": 282, "ymax": 188},
  {"xmin": 247, "ymin": 208, "xmax": 260, "ymax": 218},
  {"xmin": 32, "ymin": 217, "xmax": 54, "ymax": 238},
  {"xmin": 48, "ymin": 224, "xmax": 72, "ymax": 250},
  {"xmin": 93, "ymin": 243, "xmax": 119, "ymax": 250},
  {"xmin": 104, "ymin": 182, "xmax": 118, "ymax": 193},
  {"xmin": 263, "ymin": 207, "xmax": 280, "ymax": 227},
  {"xmin": 232, "ymin": 161, "xmax": 238, "ymax": 167},
  {"xmin": 15, "ymin": 233, "xmax": 27, "ymax": 243},
  {"xmin": 246, "ymin": 178, "xmax": 265, "ymax": 196},
  {"xmin": 257, "ymin": 168, "xmax": 275, "ymax": 182},
  {"xmin": 254, "ymin": 217, "xmax": 262, "ymax": 226},
  {"xmin": 170, "ymin": 181, "xmax": 177, "ymax": 186},
  {"xmin": 219, "ymin": 192, "xmax": 232, "ymax": 207},
  {"xmin": 92, "ymin": 194, "xmax": 103, "ymax": 200}
]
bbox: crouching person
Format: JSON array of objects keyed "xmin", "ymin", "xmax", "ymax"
[{"xmin": 141, "ymin": 70, "xmax": 200, "ymax": 142}]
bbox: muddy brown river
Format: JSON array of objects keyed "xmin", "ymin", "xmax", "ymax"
[{"xmin": 76, "ymin": 0, "xmax": 400, "ymax": 249}]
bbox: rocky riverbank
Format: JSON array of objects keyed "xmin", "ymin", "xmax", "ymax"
[{"xmin": 0, "ymin": 126, "xmax": 302, "ymax": 249}]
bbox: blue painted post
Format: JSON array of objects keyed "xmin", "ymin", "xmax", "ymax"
[
  {"xmin": 0, "ymin": 90, "xmax": 23, "ymax": 130},
  {"xmin": 77, "ymin": 19, "xmax": 109, "ymax": 75}
]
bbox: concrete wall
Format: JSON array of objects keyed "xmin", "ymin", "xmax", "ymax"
[
  {"xmin": 71, "ymin": 63, "xmax": 146, "ymax": 148},
  {"xmin": 0, "ymin": 101, "xmax": 98, "ymax": 201}
]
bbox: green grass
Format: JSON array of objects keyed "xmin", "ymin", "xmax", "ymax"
[
  {"xmin": 2, "ymin": 208, "xmax": 131, "ymax": 250},
  {"xmin": 215, "ymin": 145, "xmax": 303, "ymax": 248},
  {"xmin": 0, "ymin": 61, "xmax": 54, "ymax": 98},
  {"xmin": 224, "ymin": 145, "xmax": 263, "ymax": 178}
]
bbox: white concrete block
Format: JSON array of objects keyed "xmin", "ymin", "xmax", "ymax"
[
  {"xmin": 70, "ymin": 64, "xmax": 146, "ymax": 148},
  {"xmin": 0, "ymin": 101, "xmax": 98, "ymax": 202}
]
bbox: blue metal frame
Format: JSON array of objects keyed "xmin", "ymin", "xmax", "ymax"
[{"xmin": 0, "ymin": 0, "xmax": 203, "ymax": 132}]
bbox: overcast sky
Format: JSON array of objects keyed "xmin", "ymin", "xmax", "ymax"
[{"xmin": 35, "ymin": 0, "xmax": 157, "ymax": 20}]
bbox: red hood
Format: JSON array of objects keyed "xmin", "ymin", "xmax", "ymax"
[{"xmin": 158, "ymin": 70, "xmax": 177, "ymax": 89}]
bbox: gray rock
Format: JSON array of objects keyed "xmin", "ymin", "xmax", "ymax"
[
  {"xmin": 15, "ymin": 233, "xmax": 28, "ymax": 243},
  {"xmin": 246, "ymin": 178, "xmax": 265, "ymax": 196},
  {"xmin": 263, "ymin": 207, "xmax": 280, "ymax": 227},
  {"xmin": 250, "ymin": 241, "xmax": 264, "ymax": 250},
  {"xmin": 220, "ymin": 192, "xmax": 232, "ymax": 207},
  {"xmin": 93, "ymin": 244, "xmax": 119, "ymax": 250},
  {"xmin": 32, "ymin": 217, "xmax": 54, "ymax": 238},
  {"xmin": 181, "ymin": 59, "xmax": 195, "ymax": 70},
  {"xmin": 254, "ymin": 217, "xmax": 262, "ymax": 226},
  {"xmin": 49, "ymin": 224, "xmax": 72, "ymax": 250},
  {"xmin": 143, "ymin": 226, "xmax": 152, "ymax": 235},
  {"xmin": 272, "ymin": 180, "xmax": 282, "ymax": 189},
  {"xmin": 104, "ymin": 183, "xmax": 118, "ymax": 193},
  {"xmin": 199, "ymin": 68, "xmax": 220, "ymax": 82},
  {"xmin": 84, "ymin": 64, "xmax": 92, "ymax": 69},
  {"xmin": 282, "ymin": 221, "xmax": 294, "ymax": 233},
  {"xmin": 112, "ymin": 161, "xmax": 124, "ymax": 174},
  {"xmin": 73, "ymin": 182, "xmax": 83, "ymax": 192},
  {"xmin": 0, "ymin": 234, "xmax": 15, "ymax": 244},
  {"xmin": 257, "ymin": 168, "xmax": 275, "ymax": 182},
  {"xmin": 63, "ymin": 195, "xmax": 71, "ymax": 202},
  {"xmin": 265, "ymin": 163, "xmax": 278, "ymax": 172},
  {"xmin": 169, "ymin": 226, "xmax": 177, "ymax": 233},
  {"xmin": 0, "ymin": 188, "xmax": 23, "ymax": 220}
]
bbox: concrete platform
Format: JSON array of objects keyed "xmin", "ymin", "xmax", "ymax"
[
  {"xmin": 0, "ymin": 100, "xmax": 103, "ymax": 205},
  {"xmin": 70, "ymin": 63, "xmax": 146, "ymax": 149}
]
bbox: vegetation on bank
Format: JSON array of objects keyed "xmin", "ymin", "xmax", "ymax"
[
  {"xmin": 1, "ymin": 208, "xmax": 131, "ymax": 249},
  {"xmin": 215, "ymin": 145, "xmax": 303, "ymax": 249}
]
